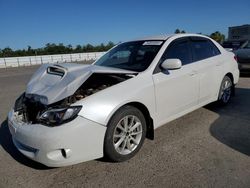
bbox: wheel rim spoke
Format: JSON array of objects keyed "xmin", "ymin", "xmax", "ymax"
[
  {"xmin": 120, "ymin": 137, "xmax": 128, "ymax": 152},
  {"xmin": 224, "ymin": 80, "xmax": 228, "ymax": 89},
  {"xmin": 113, "ymin": 115, "xmax": 143, "ymax": 155},
  {"xmin": 130, "ymin": 137, "xmax": 139, "ymax": 145},
  {"xmin": 114, "ymin": 133, "xmax": 123, "ymax": 138},
  {"xmin": 115, "ymin": 135, "xmax": 126, "ymax": 149},
  {"xmin": 220, "ymin": 78, "xmax": 232, "ymax": 102},
  {"xmin": 123, "ymin": 116, "xmax": 129, "ymax": 131},
  {"xmin": 130, "ymin": 122, "xmax": 141, "ymax": 132},
  {"xmin": 129, "ymin": 116, "xmax": 135, "ymax": 128},
  {"xmin": 117, "ymin": 123, "xmax": 126, "ymax": 132},
  {"xmin": 131, "ymin": 131, "xmax": 142, "ymax": 136},
  {"xmin": 126, "ymin": 139, "xmax": 133, "ymax": 151}
]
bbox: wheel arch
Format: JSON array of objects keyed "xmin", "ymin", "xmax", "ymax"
[{"xmin": 111, "ymin": 102, "xmax": 155, "ymax": 140}]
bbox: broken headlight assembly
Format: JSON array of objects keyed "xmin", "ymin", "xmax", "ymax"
[{"xmin": 39, "ymin": 106, "xmax": 82, "ymax": 126}]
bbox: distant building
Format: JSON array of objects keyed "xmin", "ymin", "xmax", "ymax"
[{"xmin": 228, "ymin": 24, "xmax": 250, "ymax": 41}]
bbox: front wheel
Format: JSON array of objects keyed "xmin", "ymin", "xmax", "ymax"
[
  {"xmin": 104, "ymin": 106, "xmax": 146, "ymax": 162},
  {"xmin": 218, "ymin": 75, "xmax": 233, "ymax": 105}
]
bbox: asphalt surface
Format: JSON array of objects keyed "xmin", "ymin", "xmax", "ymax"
[{"xmin": 0, "ymin": 65, "xmax": 250, "ymax": 188}]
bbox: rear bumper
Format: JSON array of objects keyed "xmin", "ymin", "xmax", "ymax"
[{"xmin": 8, "ymin": 109, "xmax": 106, "ymax": 167}]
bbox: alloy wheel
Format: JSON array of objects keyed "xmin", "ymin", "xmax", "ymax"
[
  {"xmin": 113, "ymin": 115, "xmax": 143, "ymax": 155},
  {"xmin": 220, "ymin": 77, "xmax": 232, "ymax": 103}
]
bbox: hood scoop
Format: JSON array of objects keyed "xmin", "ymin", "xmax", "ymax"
[
  {"xmin": 26, "ymin": 63, "xmax": 137, "ymax": 105},
  {"xmin": 47, "ymin": 65, "xmax": 66, "ymax": 77}
]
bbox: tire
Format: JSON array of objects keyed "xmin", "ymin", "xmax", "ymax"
[
  {"xmin": 217, "ymin": 75, "xmax": 233, "ymax": 105},
  {"xmin": 104, "ymin": 105, "xmax": 146, "ymax": 162}
]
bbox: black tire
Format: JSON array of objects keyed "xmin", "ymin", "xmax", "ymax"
[
  {"xmin": 104, "ymin": 105, "xmax": 146, "ymax": 162},
  {"xmin": 217, "ymin": 75, "xmax": 233, "ymax": 105}
]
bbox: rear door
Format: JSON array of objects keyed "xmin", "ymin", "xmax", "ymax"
[{"xmin": 190, "ymin": 37, "xmax": 223, "ymax": 104}]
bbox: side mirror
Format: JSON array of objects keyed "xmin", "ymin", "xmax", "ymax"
[{"xmin": 161, "ymin": 59, "xmax": 182, "ymax": 70}]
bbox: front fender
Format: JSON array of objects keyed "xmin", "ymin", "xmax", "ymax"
[{"xmin": 74, "ymin": 73, "xmax": 156, "ymax": 126}]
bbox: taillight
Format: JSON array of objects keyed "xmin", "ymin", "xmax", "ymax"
[{"xmin": 234, "ymin": 55, "xmax": 238, "ymax": 62}]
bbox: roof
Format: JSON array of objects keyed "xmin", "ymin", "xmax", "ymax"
[
  {"xmin": 134, "ymin": 34, "xmax": 175, "ymax": 41},
  {"xmin": 132, "ymin": 33, "xmax": 207, "ymax": 41}
]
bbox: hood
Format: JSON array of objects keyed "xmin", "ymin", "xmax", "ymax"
[{"xmin": 26, "ymin": 63, "xmax": 137, "ymax": 105}]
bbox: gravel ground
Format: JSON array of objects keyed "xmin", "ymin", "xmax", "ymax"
[{"xmin": 0, "ymin": 65, "xmax": 249, "ymax": 188}]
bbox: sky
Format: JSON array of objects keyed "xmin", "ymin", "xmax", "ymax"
[{"xmin": 0, "ymin": 0, "xmax": 249, "ymax": 49}]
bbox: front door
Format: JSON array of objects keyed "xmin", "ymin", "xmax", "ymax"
[{"xmin": 152, "ymin": 38, "xmax": 199, "ymax": 127}]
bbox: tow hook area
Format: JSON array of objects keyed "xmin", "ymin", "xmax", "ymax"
[{"xmin": 47, "ymin": 148, "xmax": 72, "ymax": 161}]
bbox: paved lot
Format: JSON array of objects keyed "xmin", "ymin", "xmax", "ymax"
[{"xmin": 0, "ymin": 65, "xmax": 250, "ymax": 188}]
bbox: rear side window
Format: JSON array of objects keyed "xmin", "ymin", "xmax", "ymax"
[
  {"xmin": 208, "ymin": 40, "xmax": 221, "ymax": 56},
  {"xmin": 160, "ymin": 39, "xmax": 192, "ymax": 65},
  {"xmin": 191, "ymin": 38, "xmax": 221, "ymax": 61}
]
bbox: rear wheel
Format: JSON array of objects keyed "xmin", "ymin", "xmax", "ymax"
[
  {"xmin": 218, "ymin": 75, "xmax": 233, "ymax": 105},
  {"xmin": 104, "ymin": 105, "xmax": 146, "ymax": 162}
]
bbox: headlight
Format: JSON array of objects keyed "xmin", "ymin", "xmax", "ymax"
[{"xmin": 39, "ymin": 106, "xmax": 82, "ymax": 126}]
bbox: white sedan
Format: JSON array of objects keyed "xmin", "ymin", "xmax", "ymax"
[{"xmin": 8, "ymin": 34, "xmax": 239, "ymax": 167}]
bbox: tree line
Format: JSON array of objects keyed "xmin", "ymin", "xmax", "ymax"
[
  {"xmin": 0, "ymin": 42, "xmax": 115, "ymax": 58},
  {"xmin": 175, "ymin": 29, "xmax": 225, "ymax": 44},
  {"xmin": 0, "ymin": 29, "xmax": 226, "ymax": 58}
]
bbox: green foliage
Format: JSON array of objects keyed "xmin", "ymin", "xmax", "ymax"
[
  {"xmin": 175, "ymin": 29, "xmax": 186, "ymax": 34},
  {"xmin": 1, "ymin": 47, "xmax": 13, "ymax": 57},
  {"xmin": 174, "ymin": 29, "xmax": 225, "ymax": 44},
  {"xmin": 0, "ymin": 42, "xmax": 115, "ymax": 57},
  {"xmin": 175, "ymin": 29, "xmax": 181, "ymax": 34},
  {"xmin": 209, "ymin": 31, "xmax": 225, "ymax": 44}
]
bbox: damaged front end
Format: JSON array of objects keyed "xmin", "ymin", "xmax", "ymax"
[
  {"xmin": 14, "ymin": 64, "xmax": 137, "ymax": 126},
  {"xmin": 14, "ymin": 93, "xmax": 82, "ymax": 126}
]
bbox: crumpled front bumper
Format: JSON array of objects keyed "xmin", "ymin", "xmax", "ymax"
[{"xmin": 8, "ymin": 109, "xmax": 106, "ymax": 167}]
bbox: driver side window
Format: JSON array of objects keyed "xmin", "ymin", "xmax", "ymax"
[{"xmin": 160, "ymin": 38, "xmax": 192, "ymax": 66}]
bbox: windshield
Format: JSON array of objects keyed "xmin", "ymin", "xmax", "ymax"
[{"xmin": 94, "ymin": 40, "xmax": 163, "ymax": 72}]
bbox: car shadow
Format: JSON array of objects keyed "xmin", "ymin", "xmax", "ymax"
[
  {"xmin": 207, "ymin": 88, "xmax": 250, "ymax": 156},
  {"xmin": 0, "ymin": 119, "xmax": 52, "ymax": 170}
]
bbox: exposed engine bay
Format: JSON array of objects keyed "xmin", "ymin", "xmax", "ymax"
[
  {"xmin": 14, "ymin": 72, "xmax": 135, "ymax": 125},
  {"xmin": 66, "ymin": 73, "xmax": 133, "ymax": 104}
]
